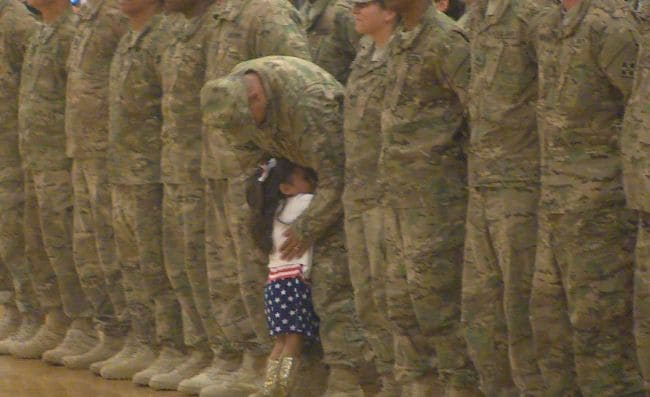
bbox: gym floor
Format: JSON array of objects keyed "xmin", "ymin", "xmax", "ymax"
[{"xmin": 0, "ymin": 355, "xmax": 187, "ymax": 397}]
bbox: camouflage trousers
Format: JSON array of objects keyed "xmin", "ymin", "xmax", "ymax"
[
  {"xmin": 0, "ymin": 170, "xmax": 38, "ymax": 313},
  {"xmin": 111, "ymin": 184, "xmax": 183, "ymax": 347},
  {"xmin": 72, "ymin": 159, "xmax": 127, "ymax": 336},
  {"xmin": 204, "ymin": 177, "xmax": 267, "ymax": 356},
  {"xmin": 530, "ymin": 207, "xmax": 643, "ymax": 397},
  {"xmin": 24, "ymin": 167, "xmax": 90, "ymax": 317},
  {"xmin": 343, "ymin": 203, "xmax": 394, "ymax": 374},
  {"xmin": 162, "ymin": 182, "xmax": 214, "ymax": 351},
  {"xmin": 314, "ymin": 218, "xmax": 369, "ymax": 371},
  {"xmin": 462, "ymin": 187, "xmax": 545, "ymax": 397},
  {"xmin": 383, "ymin": 204, "xmax": 478, "ymax": 388},
  {"xmin": 634, "ymin": 211, "xmax": 650, "ymax": 392}
]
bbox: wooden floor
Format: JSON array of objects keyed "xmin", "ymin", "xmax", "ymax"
[{"xmin": 0, "ymin": 355, "xmax": 187, "ymax": 397}]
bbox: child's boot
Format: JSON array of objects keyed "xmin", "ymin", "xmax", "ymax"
[
  {"xmin": 277, "ymin": 356, "xmax": 300, "ymax": 397},
  {"xmin": 249, "ymin": 358, "xmax": 282, "ymax": 397}
]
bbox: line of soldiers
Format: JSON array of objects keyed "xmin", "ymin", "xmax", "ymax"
[{"xmin": 1, "ymin": 0, "xmax": 650, "ymax": 396}]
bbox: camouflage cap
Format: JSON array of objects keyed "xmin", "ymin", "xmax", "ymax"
[{"xmin": 200, "ymin": 75, "xmax": 252, "ymax": 131}]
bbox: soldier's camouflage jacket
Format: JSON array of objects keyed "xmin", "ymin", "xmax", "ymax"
[
  {"xmin": 532, "ymin": 0, "xmax": 638, "ymax": 212},
  {"xmin": 343, "ymin": 36, "xmax": 387, "ymax": 208},
  {"xmin": 622, "ymin": 2, "xmax": 650, "ymax": 213},
  {"xmin": 66, "ymin": 0, "xmax": 127, "ymax": 159},
  {"xmin": 161, "ymin": 3, "xmax": 219, "ymax": 185},
  {"xmin": 19, "ymin": 8, "xmax": 77, "ymax": 171},
  {"xmin": 201, "ymin": 0, "xmax": 311, "ymax": 181},
  {"xmin": 464, "ymin": 0, "xmax": 554, "ymax": 188},
  {"xmin": 0, "ymin": 0, "xmax": 38, "ymax": 179},
  {"xmin": 300, "ymin": 0, "xmax": 359, "ymax": 83},
  {"xmin": 202, "ymin": 56, "xmax": 344, "ymax": 243},
  {"xmin": 108, "ymin": 14, "xmax": 173, "ymax": 185},
  {"xmin": 380, "ymin": 6, "xmax": 470, "ymax": 208}
]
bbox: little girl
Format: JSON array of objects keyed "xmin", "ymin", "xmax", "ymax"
[{"xmin": 246, "ymin": 158, "xmax": 320, "ymax": 397}]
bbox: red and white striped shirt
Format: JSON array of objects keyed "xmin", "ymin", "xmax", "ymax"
[{"xmin": 267, "ymin": 194, "xmax": 314, "ymax": 282}]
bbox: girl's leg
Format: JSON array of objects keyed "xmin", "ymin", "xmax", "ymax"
[
  {"xmin": 281, "ymin": 333, "xmax": 303, "ymax": 358},
  {"xmin": 270, "ymin": 335, "xmax": 286, "ymax": 360}
]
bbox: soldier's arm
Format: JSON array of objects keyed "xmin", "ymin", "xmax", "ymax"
[
  {"xmin": 289, "ymin": 86, "xmax": 345, "ymax": 243},
  {"xmin": 252, "ymin": 0, "xmax": 312, "ymax": 61},
  {"xmin": 437, "ymin": 28, "xmax": 471, "ymax": 106},
  {"xmin": 597, "ymin": 18, "xmax": 639, "ymax": 100}
]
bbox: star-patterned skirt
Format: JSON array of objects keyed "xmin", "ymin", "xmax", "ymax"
[{"xmin": 264, "ymin": 276, "xmax": 320, "ymax": 340}]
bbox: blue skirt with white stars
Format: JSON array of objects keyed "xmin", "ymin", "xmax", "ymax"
[{"xmin": 264, "ymin": 277, "xmax": 320, "ymax": 340}]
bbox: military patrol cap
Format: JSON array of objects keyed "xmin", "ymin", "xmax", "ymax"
[{"xmin": 200, "ymin": 75, "xmax": 252, "ymax": 131}]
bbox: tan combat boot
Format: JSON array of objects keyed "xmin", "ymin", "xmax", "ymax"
[
  {"xmin": 10, "ymin": 308, "xmax": 70, "ymax": 359},
  {"xmin": 89, "ymin": 332, "xmax": 135, "ymax": 374},
  {"xmin": 132, "ymin": 345, "xmax": 187, "ymax": 386},
  {"xmin": 445, "ymin": 384, "xmax": 485, "ymax": 397},
  {"xmin": 62, "ymin": 331, "xmax": 125, "ymax": 369},
  {"xmin": 42, "ymin": 317, "xmax": 97, "ymax": 365},
  {"xmin": 322, "ymin": 365, "xmax": 365, "ymax": 397},
  {"xmin": 0, "ymin": 312, "xmax": 43, "ymax": 354},
  {"xmin": 376, "ymin": 373, "xmax": 401, "ymax": 397},
  {"xmin": 149, "ymin": 348, "xmax": 213, "ymax": 390},
  {"xmin": 99, "ymin": 340, "xmax": 156, "ymax": 380},
  {"xmin": 198, "ymin": 352, "xmax": 266, "ymax": 397},
  {"xmin": 177, "ymin": 353, "xmax": 242, "ymax": 395},
  {"xmin": 0, "ymin": 304, "xmax": 20, "ymax": 340},
  {"xmin": 248, "ymin": 357, "xmax": 282, "ymax": 397}
]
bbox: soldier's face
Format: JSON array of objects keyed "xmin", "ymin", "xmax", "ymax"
[
  {"xmin": 243, "ymin": 72, "xmax": 268, "ymax": 126},
  {"xmin": 352, "ymin": 2, "xmax": 396, "ymax": 36}
]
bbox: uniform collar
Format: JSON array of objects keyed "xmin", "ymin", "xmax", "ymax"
[
  {"xmin": 213, "ymin": 0, "xmax": 242, "ymax": 22},
  {"xmin": 301, "ymin": 0, "xmax": 332, "ymax": 30},
  {"xmin": 396, "ymin": 4, "xmax": 436, "ymax": 51},
  {"xmin": 182, "ymin": 3, "xmax": 215, "ymax": 40},
  {"xmin": 352, "ymin": 36, "xmax": 389, "ymax": 77},
  {"xmin": 560, "ymin": 0, "xmax": 591, "ymax": 38},
  {"xmin": 78, "ymin": 0, "xmax": 105, "ymax": 20},
  {"xmin": 127, "ymin": 12, "xmax": 163, "ymax": 49},
  {"xmin": 40, "ymin": 8, "xmax": 75, "ymax": 43},
  {"xmin": 480, "ymin": 0, "xmax": 511, "ymax": 31}
]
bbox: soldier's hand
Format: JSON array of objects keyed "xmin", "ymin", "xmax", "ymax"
[{"xmin": 280, "ymin": 228, "xmax": 309, "ymax": 260}]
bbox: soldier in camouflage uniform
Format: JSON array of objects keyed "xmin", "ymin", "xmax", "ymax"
[
  {"xmin": 102, "ymin": 0, "xmax": 184, "ymax": 381},
  {"xmin": 145, "ymin": 0, "xmax": 221, "ymax": 390},
  {"xmin": 300, "ymin": 0, "xmax": 360, "ymax": 83},
  {"xmin": 201, "ymin": 55, "xmax": 368, "ymax": 397},
  {"xmin": 176, "ymin": 3, "xmax": 312, "ymax": 396},
  {"xmin": 460, "ymin": 0, "xmax": 550, "ymax": 395},
  {"xmin": 529, "ymin": 0, "xmax": 644, "ymax": 395},
  {"xmin": 57, "ymin": 0, "xmax": 129, "ymax": 369},
  {"xmin": 343, "ymin": 1, "xmax": 397, "ymax": 395},
  {"xmin": 0, "ymin": 0, "xmax": 40, "ymax": 353},
  {"xmin": 620, "ymin": 0, "xmax": 650, "ymax": 393},
  {"xmin": 12, "ymin": 0, "xmax": 94, "ymax": 361},
  {"xmin": 380, "ymin": 1, "xmax": 481, "ymax": 396}
]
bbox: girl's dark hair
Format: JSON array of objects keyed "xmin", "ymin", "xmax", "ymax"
[{"xmin": 245, "ymin": 158, "xmax": 316, "ymax": 254}]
